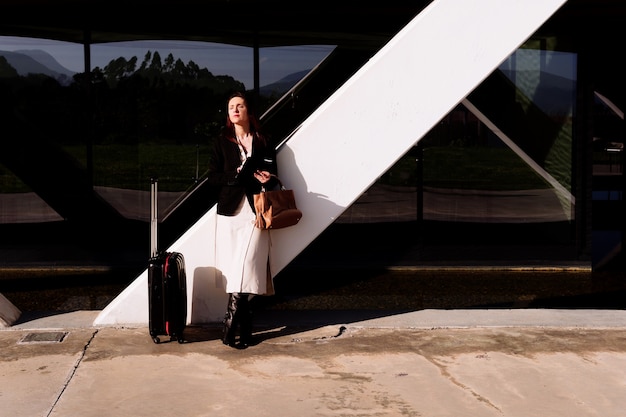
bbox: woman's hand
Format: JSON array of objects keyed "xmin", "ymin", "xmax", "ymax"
[{"xmin": 254, "ymin": 170, "xmax": 271, "ymax": 184}]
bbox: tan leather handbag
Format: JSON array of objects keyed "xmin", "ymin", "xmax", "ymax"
[{"xmin": 253, "ymin": 175, "xmax": 302, "ymax": 229}]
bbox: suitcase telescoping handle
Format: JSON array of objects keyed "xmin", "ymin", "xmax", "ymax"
[{"xmin": 150, "ymin": 177, "xmax": 158, "ymax": 259}]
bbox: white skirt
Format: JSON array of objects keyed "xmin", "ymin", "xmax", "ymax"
[{"xmin": 215, "ymin": 196, "xmax": 273, "ymax": 295}]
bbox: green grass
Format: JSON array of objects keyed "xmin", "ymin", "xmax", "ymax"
[
  {"xmin": 383, "ymin": 147, "xmax": 551, "ymax": 190},
  {"xmin": 70, "ymin": 143, "xmax": 212, "ymax": 191},
  {"xmin": 0, "ymin": 166, "xmax": 29, "ymax": 193}
]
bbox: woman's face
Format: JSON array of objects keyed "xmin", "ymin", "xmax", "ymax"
[{"xmin": 228, "ymin": 96, "xmax": 249, "ymax": 126}]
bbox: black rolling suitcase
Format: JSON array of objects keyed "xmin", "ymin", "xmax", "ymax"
[{"xmin": 148, "ymin": 178, "xmax": 187, "ymax": 344}]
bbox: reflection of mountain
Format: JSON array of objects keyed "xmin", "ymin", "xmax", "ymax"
[
  {"xmin": 260, "ymin": 70, "xmax": 310, "ymax": 96},
  {"xmin": 501, "ymin": 69, "xmax": 576, "ymax": 116},
  {"xmin": 532, "ymin": 71, "xmax": 576, "ymax": 116},
  {"xmin": 1, "ymin": 48, "xmax": 308, "ymax": 95},
  {"xmin": 16, "ymin": 49, "xmax": 75, "ymax": 75},
  {"xmin": 0, "ymin": 49, "xmax": 75, "ymax": 84}
]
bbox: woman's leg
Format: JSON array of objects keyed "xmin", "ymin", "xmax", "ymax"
[
  {"xmin": 222, "ymin": 292, "xmax": 241, "ymax": 346},
  {"xmin": 222, "ymin": 292, "xmax": 253, "ymax": 348},
  {"xmin": 239, "ymin": 294, "xmax": 253, "ymax": 347}
]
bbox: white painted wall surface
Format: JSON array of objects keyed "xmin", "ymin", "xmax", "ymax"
[{"xmin": 94, "ymin": 0, "xmax": 567, "ymax": 326}]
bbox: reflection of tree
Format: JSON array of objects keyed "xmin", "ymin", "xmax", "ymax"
[
  {"xmin": 101, "ymin": 56, "xmax": 138, "ymax": 84},
  {"xmin": 3, "ymin": 50, "xmax": 249, "ymax": 192},
  {"xmin": 74, "ymin": 50, "xmax": 247, "ymax": 146},
  {"xmin": 3, "ymin": 50, "xmax": 245, "ymax": 148}
]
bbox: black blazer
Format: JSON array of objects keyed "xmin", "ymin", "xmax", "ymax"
[{"xmin": 207, "ymin": 133, "xmax": 278, "ymax": 215}]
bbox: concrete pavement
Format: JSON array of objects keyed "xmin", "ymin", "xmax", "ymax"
[{"xmin": 2, "ymin": 308, "xmax": 626, "ymax": 417}]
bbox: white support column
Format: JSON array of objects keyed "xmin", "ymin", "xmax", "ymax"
[{"xmin": 0, "ymin": 293, "xmax": 22, "ymax": 327}]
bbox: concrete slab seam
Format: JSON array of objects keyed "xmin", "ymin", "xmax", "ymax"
[{"xmin": 45, "ymin": 329, "xmax": 99, "ymax": 417}]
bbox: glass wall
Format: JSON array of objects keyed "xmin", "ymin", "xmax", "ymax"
[
  {"xmin": 338, "ymin": 36, "xmax": 581, "ymax": 261},
  {"xmin": 1, "ymin": 37, "xmax": 84, "ymax": 224},
  {"xmin": 1, "ymin": 30, "xmax": 613, "ymax": 266},
  {"xmin": 1, "ymin": 36, "xmax": 333, "ymax": 225}
]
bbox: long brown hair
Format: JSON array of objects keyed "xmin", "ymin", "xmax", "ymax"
[{"xmin": 224, "ymin": 91, "xmax": 267, "ymax": 146}]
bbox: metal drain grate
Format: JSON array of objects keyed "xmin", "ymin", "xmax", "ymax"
[{"xmin": 19, "ymin": 331, "xmax": 68, "ymax": 344}]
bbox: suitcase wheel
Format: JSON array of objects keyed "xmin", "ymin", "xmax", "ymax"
[{"xmin": 152, "ymin": 336, "xmax": 161, "ymax": 344}]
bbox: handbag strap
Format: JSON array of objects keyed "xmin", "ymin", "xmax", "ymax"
[{"xmin": 261, "ymin": 174, "xmax": 285, "ymax": 192}]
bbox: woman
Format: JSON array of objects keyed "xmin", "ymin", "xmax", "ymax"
[{"xmin": 207, "ymin": 91, "xmax": 278, "ymax": 349}]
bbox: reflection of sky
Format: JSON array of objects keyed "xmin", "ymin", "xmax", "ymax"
[
  {"xmin": 498, "ymin": 49, "xmax": 577, "ymax": 115},
  {"xmin": 499, "ymin": 49, "xmax": 576, "ymax": 80},
  {"xmin": 0, "ymin": 36, "xmax": 334, "ymax": 88}
]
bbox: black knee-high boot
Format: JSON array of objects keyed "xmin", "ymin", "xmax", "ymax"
[
  {"xmin": 238, "ymin": 295, "xmax": 253, "ymax": 347},
  {"xmin": 222, "ymin": 292, "xmax": 241, "ymax": 347}
]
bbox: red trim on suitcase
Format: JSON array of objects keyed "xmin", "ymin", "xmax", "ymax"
[{"xmin": 165, "ymin": 253, "xmax": 171, "ymax": 336}]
